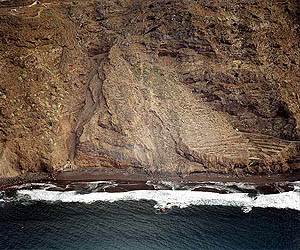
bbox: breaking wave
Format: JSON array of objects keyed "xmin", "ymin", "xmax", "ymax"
[{"xmin": 2, "ymin": 180, "xmax": 298, "ymax": 212}]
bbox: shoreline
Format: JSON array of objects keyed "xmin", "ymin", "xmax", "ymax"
[
  {"xmin": 1, "ymin": 167, "xmax": 300, "ymax": 192},
  {"xmin": 0, "ymin": 172, "xmax": 53, "ymax": 191}
]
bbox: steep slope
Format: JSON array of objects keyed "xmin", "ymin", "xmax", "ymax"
[{"xmin": 0, "ymin": 0, "xmax": 300, "ymax": 178}]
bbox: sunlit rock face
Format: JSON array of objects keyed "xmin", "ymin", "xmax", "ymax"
[{"xmin": 0, "ymin": 0, "xmax": 300, "ymax": 178}]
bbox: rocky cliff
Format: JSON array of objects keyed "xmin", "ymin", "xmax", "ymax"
[{"xmin": 1, "ymin": 0, "xmax": 300, "ymax": 178}]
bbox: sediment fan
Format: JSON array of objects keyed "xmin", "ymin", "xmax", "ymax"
[{"xmin": 173, "ymin": 96, "xmax": 300, "ymax": 174}]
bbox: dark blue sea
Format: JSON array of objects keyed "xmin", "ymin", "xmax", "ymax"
[{"xmin": 0, "ymin": 181, "xmax": 300, "ymax": 250}]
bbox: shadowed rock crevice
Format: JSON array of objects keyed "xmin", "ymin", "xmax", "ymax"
[{"xmin": 68, "ymin": 53, "xmax": 108, "ymax": 163}]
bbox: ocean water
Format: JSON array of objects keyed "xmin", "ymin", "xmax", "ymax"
[{"xmin": 0, "ymin": 181, "xmax": 300, "ymax": 250}]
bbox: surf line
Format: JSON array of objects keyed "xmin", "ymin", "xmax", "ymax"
[{"xmin": 13, "ymin": 182, "xmax": 300, "ymax": 212}]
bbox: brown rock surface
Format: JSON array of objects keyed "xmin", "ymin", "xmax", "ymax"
[{"xmin": 1, "ymin": 0, "xmax": 300, "ymax": 179}]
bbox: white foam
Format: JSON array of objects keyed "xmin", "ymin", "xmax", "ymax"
[
  {"xmin": 66, "ymin": 181, "xmax": 116, "ymax": 190},
  {"xmin": 11, "ymin": 183, "xmax": 57, "ymax": 189},
  {"xmin": 241, "ymin": 206, "xmax": 252, "ymax": 213},
  {"xmin": 74, "ymin": 181, "xmax": 115, "ymax": 185},
  {"xmin": 16, "ymin": 184, "xmax": 300, "ymax": 211},
  {"xmin": 292, "ymin": 181, "xmax": 300, "ymax": 190}
]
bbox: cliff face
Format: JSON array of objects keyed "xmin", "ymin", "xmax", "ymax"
[{"xmin": 1, "ymin": 0, "xmax": 300, "ymax": 178}]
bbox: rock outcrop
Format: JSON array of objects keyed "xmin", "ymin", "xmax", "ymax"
[{"xmin": 1, "ymin": 0, "xmax": 300, "ymax": 178}]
